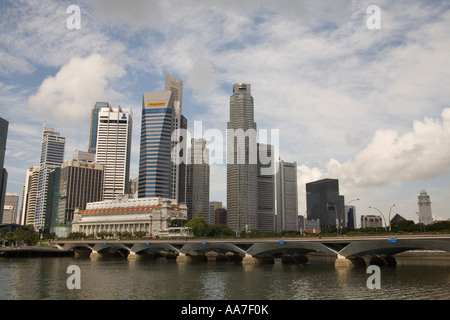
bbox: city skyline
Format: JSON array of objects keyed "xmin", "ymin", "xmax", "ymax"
[{"xmin": 1, "ymin": 1, "xmax": 450, "ymax": 224}]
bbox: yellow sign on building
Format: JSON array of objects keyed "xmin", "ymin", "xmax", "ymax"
[{"xmin": 148, "ymin": 102, "xmax": 166, "ymax": 107}]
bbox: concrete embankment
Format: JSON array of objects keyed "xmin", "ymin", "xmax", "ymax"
[
  {"xmin": 394, "ymin": 251, "xmax": 450, "ymax": 266},
  {"xmin": 0, "ymin": 246, "xmax": 74, "ymax": 258}
]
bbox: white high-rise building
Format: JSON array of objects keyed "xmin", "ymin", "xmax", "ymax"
[
  {"xmin": 20, "ymin": 166, "xmax": 40, "ymax": 226},
  {"xmin": 95, "ymin": 106, "xmax": 132, "ymax": 201},
  {"xmin": 418, "ymin": 189, "xmax": 433, "ymax": 225},
  {"xmin": 34, "ymin": 127, "xmax": 66, "ymax": 232}
]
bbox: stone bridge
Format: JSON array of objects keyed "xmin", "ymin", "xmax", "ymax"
[{"xmin": 55, "ymin": 235, "xmax": 450, "ymax": 266}]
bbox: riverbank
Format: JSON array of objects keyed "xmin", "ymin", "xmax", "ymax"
[{"xmin": 0, "ymin": 246, "xmax": 74, "ymax": 258}]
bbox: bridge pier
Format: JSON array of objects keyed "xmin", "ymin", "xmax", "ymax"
[
  {"xmin": 90, "ymin": 251, "xmax": 102, "ymax": 259},
  {"xmin": 127, "ymin": 252, "xmax": 141, "ymax": 261},
  {"xmin": 176, "ymin": 253, "xmax": 207, "ymax": 263},
  {"xmin": 242, "ymin": 254, "xmax": 274, "ymax": 265},
  {"xmin": 335, "ymin": 255, "xmax": 366, "ymax": 267}
]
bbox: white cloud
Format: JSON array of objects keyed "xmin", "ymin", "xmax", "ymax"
[
  {"xmin": 28, "ymin": 54, "xmax": 126, "ymax": 126},
  {"xmin": 297, "ymin": 108, "xmax": 450, "ymax": 215}
]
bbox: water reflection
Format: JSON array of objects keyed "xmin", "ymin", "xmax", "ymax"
[{"xmin": 0, "ymin": 257, "xmax": 448, "ymax": 300}]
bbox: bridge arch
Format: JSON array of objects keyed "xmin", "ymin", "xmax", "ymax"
[
  {"xmin": 338, "ymin": 238, "xmax": 450, "ymax": 258},
  {"xmin": 246, "ymin": 241, "xmax": 338, "ymax": 258},
  {"xmin": 179, "ymin": 242, "xmax": 247, "ymax": 257}
]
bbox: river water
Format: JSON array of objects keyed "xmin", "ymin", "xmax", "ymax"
[{"xmin": 0, "ymin": 255, "xmax": 449, "ymax": 301}]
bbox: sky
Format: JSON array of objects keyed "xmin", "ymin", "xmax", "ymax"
[{"xmin": 1, "ymin": 0, "xmax": 449, "ymax": 225}]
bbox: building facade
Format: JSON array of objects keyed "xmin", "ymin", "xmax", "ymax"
[
  {"xmin": 139, "ymin": 90, "xmax": 174, "ymax": 199},
  {"xmin": 34, "ymin": 127, "xmax": 66, "ymax": 232},
  {"xmin": 166, "ymin": 74, "xmax": 187, "ymax": 203},
  {"xmin": 95, "ymin": 106, "xmax": 132, "ymax": 201},
  {"xmin": 0, "ymin": 117, "xmax": 8, "ymax": 222},
  {"xmin": 56, "ymin": 160, "xmax": 104, "ymax": 224},
  {"xmin": 88, "ymin": 102, "xmax": 110, "ymax": 154},
  {"xmin": 276, "ymin": 160, "xmax": 298, "ymax": 232},
  {"xmin": 72, "ymin": 196, "xmax": 187, "ymax": 237},
  {"xmin": 345, "ymin": 205, "xmax": 357, "ymax": 229},
  {"xmin": 226, "ymin": 83, "xmax": 258, "ymax": 232},
  {"xmin": 139, "ymin": 74, "xmax": 186, "ymax": 202},
  {"xmin": 186, "ymin": 138, "xmax": 210, "ymax": 221},
  {"xmin": 2, "ymin": 192, "xmax": 19, "ymax": 224},
  {"xmin": 418, "ymin": 189, "xmax": 433, "ymax": 225},
  {"xmin": 19, "ymin": 166, "xmax": 40, "ymax": 226},
  {"xmin": 257, "ymin": 144, "xmax": 275, "ymax": 232},
  {"xmin": 209, "ymin": 201, "xmax": 223, "ymax": 225},
  {"xmin": 361, "ymin": 215, "xmax": 383, "ymax": 229},
  {"xmin": 306, "ymin": 178, "xmax": 345, "ymax": 230}
]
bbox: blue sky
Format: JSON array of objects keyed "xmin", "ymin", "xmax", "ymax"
[{"xmin": 1, "ymin": 0, "xmax": 450, "ymax": 223}]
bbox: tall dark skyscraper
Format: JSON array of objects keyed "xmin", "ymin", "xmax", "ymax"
[
  {"xmin": 257, "ymin": 143, "xmax": 275, "ymax": 232},
  {"xmin": 276, "ymin": 160, "xmax": 298, "ymax": 232},
  {"xmin": 139, "ymin": 74, "xmax": 186, "ymax": 201},
  {"xmin": 306, "ymin": 178, "xmax": 345, "ymax": 230},
  {"xmin": 227, "ymin": 83, "xmax": 258, "ymax": 232},
  {"xmin": 56, "ymin": 160, "xmax": 104, "ymax": 224},
  {"xmin": 186, "ymin": 138, "xmax": 210, "ymax": 221},
  {"xmin": 0, "ymin": 117, "xmax": 8, "ymax": 223}
]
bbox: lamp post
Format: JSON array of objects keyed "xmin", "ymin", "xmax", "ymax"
[
  {"xmin": 415, "ymin": 211, "xmax": 423, "ymax": 233},
  {"xmin": 368, "ymin": 206, "xmax": 388, "ymax": 232},
  {"xmin": 388, "ymin": 204, "xmax": 395, "ymax": 232},
  {"xmin": 342, "ymin": 198, "xmax": 360, "ymax": 233}
]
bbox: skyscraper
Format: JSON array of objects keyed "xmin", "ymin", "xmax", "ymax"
[
  {"xmin": 186, "ymin": 138, "xmax": 210, "ymax": 221},
  {"xmin": 2, "ymin": 192, "xmax": 19, "ymax": 224},
  {"xmin": 139, "ymin": 91, "xmax": 174, "ymax": 199},
  {"xmin": 257, "ymin": 143, "xmax": 275, "ymax": 232},
  {"xmin": 34, "ymin": 126, "xmax": 66, "ymax": 232},
  {"xmin": 56, "ymin": 160, "xmax": 104, "ymax": 224},
  {"xmin": 306, "ymin": 178, "xmax": 344, "ymax": 230},
  {"xmin": 20, "ymin": 166, "xmax": 40, "ymax": 226},
  {"xmin": 88, "ymin": 102, "xmax": 110, "ymax": 154},
  {"xmin": 227, "ymin": 83, "xmax": 258, "ymax": 232},
  {"xmin": 95, "ymin": 106, "xmax": 132, "ymax": 201},
  {"xmin": 165, "ymin": 74, "xmax": 187, "ymax": 203},
  {"xmin": 276, "ymin": 160, "xmax": 298, "ymax": 232},
  {"xmin": 418, "ymin": 189, "xmax": 433, "ymax": 225},
  {"xmin": 0, "ymin": 117, "xmax": 8, "ymax": 222},
  {"xmin": 138, "ymin": 74, "xmax": 186, "ymax": 201}
]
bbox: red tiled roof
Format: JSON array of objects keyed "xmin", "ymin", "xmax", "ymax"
[
  {"xmin": 81, "ymin": 205, "xmax": 161, "ymax": 215},
  {"xmin": 80, "ymin": 205, "xmax": 182, "ymax": 215}
]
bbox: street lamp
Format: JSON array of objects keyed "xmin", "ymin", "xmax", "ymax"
[
  {"xmin": 368, "ymin": 206, "xmax": 388, "ymax": 232},
  {"xmin": 343, "ymin": 198, "xmax": 360, "ymax": 233},
  {"xmin": 388, "ymin": 204, "xmax": 396, "ymax": 232},
  {"xmin": 415, "ymin": 211, "xmax": 423, "ymax": 233}
]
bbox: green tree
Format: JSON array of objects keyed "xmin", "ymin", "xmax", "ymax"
[{"xmin": 185, "ymin": 217, "xmax": 209, "ymax": 237}]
